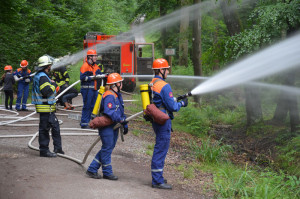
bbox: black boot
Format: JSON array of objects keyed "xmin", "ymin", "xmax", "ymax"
[
  {"xmin": 40, "ymin": 151, "xmax": 57, "ymax": 157},
  {"xmin": 54, "ymin": 148, "xmax": 65, "ymax": 154},
  {"xmin": 152, "ymin": 183, "xmax": 172, "ymax": 190},
  {"xmin": 86, "ymin": 170, "xmax": 102, "ymax": 179},
  {"xmin": 103, "ymin": 174, "xmax": 118, "ymax": 180}
]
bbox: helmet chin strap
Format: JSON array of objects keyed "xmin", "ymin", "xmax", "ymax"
[
  {"xmin": 110, "ymin": 83, "xmax": 121, "ymax": 92},
  {"xmin": 159, "ymin": 69, "xmax": 167, "ymax": 79},
  {"xmin": 87, "ymin": 56, "xmax": 95, "ymax": 65}
]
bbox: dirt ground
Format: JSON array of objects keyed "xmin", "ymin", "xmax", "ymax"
[{"xmin": 0, "ymin": 95, "xmax": 214, "ymax": 199}]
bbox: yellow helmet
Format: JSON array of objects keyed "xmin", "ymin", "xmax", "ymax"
[{"xmin": 37, "ymin": 55, "xmax": 53, "ymax": 67}]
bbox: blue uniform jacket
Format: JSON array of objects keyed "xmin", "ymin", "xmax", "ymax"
[
  {"xmin": 100, "ymin": 90, "xmax": 127, "ymax": 134},
  {"xmin": 14, "ymin": 68, "xmax": 32, "ymax": 84},
  {"xmin": 151, "ymin": 75, "xmax": 182, "ymax": 119}
]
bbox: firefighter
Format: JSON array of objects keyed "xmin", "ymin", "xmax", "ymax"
[
  {"xmin": 149, "ymin": 58, "xmax": 188, "ymax": 189},
  {"xmin": 14, "ymin": 60, "xmax": 32, "ymax": 111},
  {"xmin": 51, "ymin": 64, "xmax": 76, "ymax": 109},
  {"xmin": 32, "ymin": 55, "xmax": 64, "ymax": 157},
  {"xmin": 80, "ymin": 49, "xmax": 102, "ymax": 129},
  {"xmin": 86, "ymin": 73, "xmax": 128, "ymax": 180},
  {"xmin": 0, "ymin": 65, "xmax": 15, "ymax": 110}
]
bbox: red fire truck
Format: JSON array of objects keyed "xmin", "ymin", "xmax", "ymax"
[{"xmin": 83, "ymin": 32, "xmax": 154, "ymax": 92}]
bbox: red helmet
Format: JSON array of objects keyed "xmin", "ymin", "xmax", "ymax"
[
  {"xmin": 4, "ymin": 65, "xmax": 12, "ymax": 71},
  {"xmin": 106, "ymin": 73, "xmax": 123, "ymax": 84},
  {"xmin": 20, "ymin": 60, "xmax": 28, "ymax": 68},
  {"xmin": 87, "ymin": 49, "xmax": 97, "ymax": 56},
  {"xmin": 152, "ymin": 58, "xmax": 170, "ymax": 69}
]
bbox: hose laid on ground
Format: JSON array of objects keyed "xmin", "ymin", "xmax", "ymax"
[
  {"xmin": 1, "ymin": 75, "xmax": 141, "ymax": 165},
  {"xmin": 28, "ymin": 129, "xmax": 99, "ymax": 165}
]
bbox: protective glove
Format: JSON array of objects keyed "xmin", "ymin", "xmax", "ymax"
[
  {"xmin": 120, "ymin": 116, "xmax": 128, "ymax": 125},
  {"xmin": 123, "ymin": 126, "xmax": 128, "ymax": 135},
  {"xmin": 180, "ymin": 97, "xmax": 188, "ymax": 107},
  {"xmin": 25, "ymin": 78, "xmax": 30, "ymax": 83},
  {"xmin": 143, "ymin": 114, "xmax": 153, "ymax": 123}
]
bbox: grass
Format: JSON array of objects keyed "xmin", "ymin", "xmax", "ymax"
[
  {"xmin": 190, "ymin": 137, "xmax": 232, "ymax": 164},
  {"xmin": 176, "ymin": 164, "xmax": 195, "ymax": 179},
  {"xmin": 131, "ymin": 129, "xmax": 142, "ymax": 137},
  {"xmin": 212, "ymin": 163, "xmax": 300, "ymax": 199},
  {"xmin": 146, "ymin": 143, "xmax": 154, "ymax": 156}
]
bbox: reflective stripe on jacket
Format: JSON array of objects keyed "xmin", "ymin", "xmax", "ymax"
[
  {"xmin": 80, "ymin": 62, "xmax": 102, "ymax": 90},
  {"xmin": 52, "ymin": 67, "xmax": 70, "ymax": 87},
  {"xmin": 35, "ymin": 104, "xmax": 56, "ymax": 112}
]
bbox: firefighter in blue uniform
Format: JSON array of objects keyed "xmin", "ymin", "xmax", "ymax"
[
  {"xmin": 86, "ymin": 73, "xmax": 128, "ymax": 180},
  {"xmin": 150, "ymin": 58, "xmax": 188, "ymax": 189},
  {"xmin": 80, "ymin": 49, "xmax": 102, "ymax": 129},
  {"xmin": 14, "ymin": 60, "xmax": 32, "ymax": 111},
  {"xmin": 32, "ymin": 55, "xmax": 64, "ymax": 157}
]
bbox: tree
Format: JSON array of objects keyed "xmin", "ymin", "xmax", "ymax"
[
  {"xmin": 221, "ymin": 0, "xmax": 263, "ymax": 126},
  {"xmin": 178, "ymin": 0, "xmax": 190, "ymax": 67},
  {"xmin": 192, "ymin": 0, "xmax": 202, "ymax": 76},
  {"xmin": 191, "ymin": 0, "xmax": 202, "ymax": 104},
  {"xmin": 224, "ymin": 0, "xmax": 300, "ymax": 129}
]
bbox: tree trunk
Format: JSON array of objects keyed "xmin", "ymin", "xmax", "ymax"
[
  {"xmin": 220, "ymin": 0, "xmax": 242, "ymax": 36},
  {"xmin": 192, "ymin": 0, "xmax": 202, "ymax": 76},
  {"xmin": 212, "ymin": 9, "xmax": 220, "ymax": 71},
  {"xmin": 192, "ymin": 0, "xmax": 202, "ymax": 104},
  {"xmin": 179, "ymin": 0, "xmax": 189, "ymax": 67},
  {"xmin": 160, "ymin": 1, "xmax": 167, "ymax": 59},
  {"xmin": 221, "ymin": 0, "xmax": 262, "ymax": 124},
  {"xmin": 272, "ymin": 72, "xmax": 300, "ymax": 133},
  {"xmin": 245, "ymin": 86, "xmax": 263, "ymax": 126}
]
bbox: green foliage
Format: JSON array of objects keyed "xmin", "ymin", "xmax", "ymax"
[
  {"xmin": 146, "ymin": 143, "xmax": 154, "ymax": 156},
  {"xmin": 174, "ymin": 102, "xmax": 211, "ymax": 136},
  {"xmin": 0, "ymin": 0, "xmax": 136, "ymax": 79},
  {"xmin": 131, "ymin": 129, "xmax": 142, "ymax": 137},
  {"xmin": 275, "ymin": 135, "xmax": 300, "ymax": 176},
  {"xmin": 171, "ymin": 61, "xmax": 194, "ymax": 76},
  {"xmin": 67, "ymin": 61, "xmax": 82, "ymax": 91},
  {"xmin": 224, "ymin": 0, "xmax": 300, "ymax": 61},
  {"xmin": 214, "ymin": 164, "xmax": 300, "ymax": 199},
  {"xmin": 176, "ymin": 164, "xmax": 195, "ymax": 179},
  {"xmin": 190, "ymin": 137, "xmax": 232, "ymax": 163}
]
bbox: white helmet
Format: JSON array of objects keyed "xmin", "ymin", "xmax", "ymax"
[{"xmin": 37, "ymin": 55, "xmax": 54, "ymax": 67}]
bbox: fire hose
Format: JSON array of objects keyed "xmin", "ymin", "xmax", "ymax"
[{"xmin": 1, "ymin": 74, "xmax": 141, "ymax": 165}]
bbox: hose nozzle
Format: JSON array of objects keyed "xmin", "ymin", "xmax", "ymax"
[{"xmin": 177, "ymin": 92, "xmax": 192, "ymax": 101}]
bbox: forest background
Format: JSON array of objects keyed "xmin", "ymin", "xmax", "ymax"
[{"xmin": 0, "ymin": 0, "xmax": 300, "ymax": 198}]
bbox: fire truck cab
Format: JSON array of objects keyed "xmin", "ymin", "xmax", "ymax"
[{"xmin": 83, "ymin": 32, "xmax": 154, "ymax": 92}]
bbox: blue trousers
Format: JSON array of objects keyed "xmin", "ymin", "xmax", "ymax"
[
  {"xmin": 80, "ymin": 89, "xmax": 97, "ymax": 127},
  {"xmin": 16, "ymin": 83, "xmax": 29, "ymax": 110},
  {"xmin": 61, "ymin": 92, "xmax": 78, "ymax": 103},
  {"xmin": 88, "ymin": 126, "xmax": 119, "ymax": 176},
  {"xmin": 151, "ymin": 119, "xmax": 171, "ymax": 185}
]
